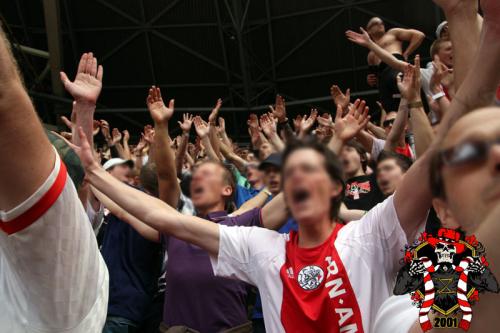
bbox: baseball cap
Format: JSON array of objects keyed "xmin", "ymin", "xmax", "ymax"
[
  {"xmin": 103, "ymin": 158, "xmax": 134, "ymax": 171},
  {"xmin": 259, "ymin": 153, "xmax": 282, "ymax": 170},
  {"xmin": 435, "ymin": 21, "xmax": 448, "ymax": 39}
]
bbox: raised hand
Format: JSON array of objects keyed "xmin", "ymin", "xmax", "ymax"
[
  {"xmin": 293, "ymin": 115, "xmax": 303, "ymax": 133},
  {"xmin": 100, "ymin": 119, "xmax": 111, "ymax": 141},
  {"xmin": 397, "ymin": 55, "xmax": 422, "ymax": 102},
  {"xmin": 146, "ymin": 86, "xmax": 174, "ymax": 125},
  {"xmin": 269, "ymin": 95, "xmax": 287, "ymax": 123},
  {"xmin": 193, "ymin": 116, "xmax": 210, "ymax": 138},
  {"xmin": 135, "ymin": 136, "xmax": 148, "ymax": 154},
  {"xmin": 218, "ymin": 117, "xmax": 226, "ymax": 133},
  {"xmin": 430, "ymin": 55, "xmax": 451, "ymax": 93},
  {"xmin": 143, "ymin": 125, "xmax": 155, "ymax": 144},
  {"xmin": 247, "ymin": 113, "xmax": 261, "ymax": 131},
  {"xmin": 345, "ymin": 28, "xmax": 373, "ymax": 48},
  {"xmin": 208, "ymin": 98, "xmax": 222, "ymax": 124},
  {"xmin": 178, "ymin": 113, "xmax": 194, "ymax": 133},
  {"xmin": 334, "ymin": 99, "xmax": 370, "ymax": 142},
  {"xmin": 317, "ymin": 113, "xmax": 334, "ymax": 129},
  {"xmin": 260, "ymin": 113, "xmax": 277, "ymax": 137},
  {"xmin": 60, "ymin": 52, "xmax": 103, "ymax": 104},
  {"xmin": 111, "ymin": 128, "xmax": 122, "ymax": 145},
  {"xmin": 300, "ymin": 109, "xmax": 319, "ymax": 134},
  {"xmin": 123, "ymin": 130, "xmax": 130, "ymax": 143},
  {"xmin": 93, "ymin": 120, "xmax": 101, "ymax": 136},
  {"xmin": 330, "ymin": 85, "xmax": 351, "ymax": 112}
]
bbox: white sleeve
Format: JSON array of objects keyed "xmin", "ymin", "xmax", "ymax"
[
  {"xmin": 373, "ymin": 295, "xmax": 417, "ymax": 333},
  {"xmin": 342, "ymin": 195, "xmax": 407, "ymax": 272},
  {"xmin": 0, "ymin": 151, "xmax": 108, "ymax": 332},
  {"xmin": 371, "ymin": 138, "xmax": 386, "ymax": 161},
  {"xmin": 210, "ymin": 225, "xmax": 284, "ymax": 286}
]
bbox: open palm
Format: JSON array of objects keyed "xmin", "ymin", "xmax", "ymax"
[
  {"xmin": 60, "ymin": 52, "xmax": 103, "ymax": 104},
  {"xmin": 345, "ymin": 28, "xmax": 371, "ymax": 48},
  {"xmin": 146, "ymin": 86, "xmax": 174, "ymax": 124}
]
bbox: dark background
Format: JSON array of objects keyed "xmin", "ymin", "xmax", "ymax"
[{"xmin": 1, "ymin": 0, "xmax": 444, "ymax": 143}]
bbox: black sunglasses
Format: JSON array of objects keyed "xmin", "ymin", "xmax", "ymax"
[
  {"xmin": 383, "ymin": 119, "xmax": 395, "ymax": 128},
  {"xmin": 440, "ymin": 137, "xmax": 500, "ymax": 167}
]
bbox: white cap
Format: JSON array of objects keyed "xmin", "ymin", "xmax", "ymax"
[
  {"xmin": 435, "ymin": 21, "xmax": 448, "ymax": 39},
  {"xmin": 103, "ymin": 158, "xmax": 132, "ymax": 171}
]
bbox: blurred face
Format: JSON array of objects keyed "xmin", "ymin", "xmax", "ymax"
[
  {"xmin": 190, "ymin": 163, "xmax": 232, "ymax": 212},
  {"xmin": 259, "ymin": 143, "xmax": 274, "ymax": 161},
  {"xmin": 383, "ymin": 112, "xmax": 397, "ymax": 135},
  {"xmin": 340, "ymin": 146, "xmax": 363, "ymax": 179},
  {"xmin": 436, "ymin": 40, "xmax": 453, "ymax": 68},
  {"xmin": 263, "ymin": 165, "xmax": 281, "ymax": 196},
  {"xmin": 376, "ymin": 159, "xmax": 406, "ymax": 196},
  {"xmin": 283, "ymin": 149, "xmax": 342, "ymax": 225},
  {"xmin": 440, "ymin": 108, "xmax": 500, "ymax": 233},
  {"xmin": 367, "ymin": 17, "xmax": 385, "ymax": 38},
  {"xmin": 108, "ymin": 164, "xmax": 130, "ymax": 182},
  {"xmin": 246, "ymin": 164, "xmax": 264, "ymax": 189}
]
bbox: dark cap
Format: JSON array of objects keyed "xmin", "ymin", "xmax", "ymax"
[{"xmin": 259, "ymin": 153, "xmax": 282, "ymax": 171}]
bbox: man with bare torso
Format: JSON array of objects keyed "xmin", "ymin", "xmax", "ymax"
[{"xmin": 364, "ymin": 17, "xmax": 425, "ymax": 112}]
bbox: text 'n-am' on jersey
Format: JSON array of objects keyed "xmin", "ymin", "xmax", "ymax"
[
  {"xmin": 210, "ymin": 195, "xmax": 407, "ymax": 333},
  {"xmin": 0, "ymin": 149, "xmax": 109, "ymax": 333}
]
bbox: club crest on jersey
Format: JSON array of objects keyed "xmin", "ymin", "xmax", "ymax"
[
  {"xmin": 394, "ymin": 228, "xmax": 499, "ymax": 332},
  {"xmin": 297, "ymin": 265, "xmax": 324, "ymax": 290}
]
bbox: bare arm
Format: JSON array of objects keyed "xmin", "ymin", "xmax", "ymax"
[
  {"xmin": 0, "ymin": 26, "xmax": 54, "ymax": 209},
  {"xmin": 146, "ymin": 86, "xmax": 180, "ymax": 208},
  {"xmin": 75, "ymin": 128, "xmax": 220, "ymax": 255},
  {"xmin": 194, "ymin": 116, "xmax": 220, "ymax": 162},
  {"xmin": 91, "ymin": 187, "xmax": 160, "ymax": 243},
  {"xmin": 232, "ymin": 189, "xmax": 272, "ymax": 216},
  {"xmin": 261, "ymin": 193, "xmax": 290, "ymax": 231},
  {"xmin": 367, "ymin": 122, "xmax": 387, "ymax": 140},
  {"xmin": 208, "ymin": 99, "xmax": 223, "ymax": 160},
  {"xmin": 390, "ymin": 28, "xmax": 426, "ymax": 60},
  {"xmin": 346, "ymin": 28, "xmax": 407, "ymax": 72},
  {"xmin": 260, "ymin": 113, "xmax": 285, "ymax": 151},
  {"xmin": 219, "ymin": 141, "xmax": 248, "ymax": 173},
  {"xmin": 175, "ymin": 113, "xmax": 193, "ymax": 177},
  {"xmin": 384, "ymin": 99, "xmax": 409, "ymax": 152},
  {"xmin": 122, "ymin": 130, "xmax": 132, "ymax": 160}
]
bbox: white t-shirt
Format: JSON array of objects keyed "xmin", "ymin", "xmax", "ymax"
[
  {"xmin": 0, "ymin": 151, "xmax": 108, "ymax": 332},
  {"xmin": 211, "ymin": 195, "xmax": 407, "ymax": 333},
  {"xmin": 373, "ymin": 295, "xmax": 417, "ymax": 333}
]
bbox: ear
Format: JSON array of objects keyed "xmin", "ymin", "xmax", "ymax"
[
  {"xmin": 432, "ymin": 198, "xmax": 460, "ymax": 230},
  {"xmin": 221, "ymin": 185, "xmax": 233, "ymax": 198},
  {"xmin": 330, "ymin": 180, "xmax": 343, "ymax": 199}
]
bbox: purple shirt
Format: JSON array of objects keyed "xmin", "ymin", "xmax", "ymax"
[{"xmin": 163, "ymin": 208, "xmax": 261, "ymax": 332}]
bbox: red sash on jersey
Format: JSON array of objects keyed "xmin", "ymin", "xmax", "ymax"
[{"xmin": 279, "ymin": 224, "xmax": 364, "ymax": 333}]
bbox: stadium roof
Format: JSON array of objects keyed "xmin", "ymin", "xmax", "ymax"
[{"xmin": 1, "ymin": 0, "xmax": 444, "ymax": 141}]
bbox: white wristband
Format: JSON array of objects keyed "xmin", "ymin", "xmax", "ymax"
[{"xmin": 432, "ymin": 91, "xmax": 446, "ymax": 101}]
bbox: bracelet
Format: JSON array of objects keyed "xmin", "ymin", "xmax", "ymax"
[
  {"xmin": 432, "ymin": 91, "xmax": 446, "ymax": 101},
  {"xmin": 407, "ymin": 101, "xmax": 423, "ymax": 109},
  {"xmin": 262, "ymin": 188, "xmax": 272, "ymax": 196}
]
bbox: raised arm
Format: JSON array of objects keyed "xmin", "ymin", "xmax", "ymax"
[
  {"xmin": 346, "ymin": 28, "xmax": 408, "ymax": 72},
  {"xmin": 194, "ymin": 116, "xmax": 220, "ymax": 162},
  {"xmin": 91, "ymin": 187, "xmax": 160, "ymax": 243},
  {"xmin": 75, "ymin": 128, "xmax": 220, "ymax": 255},
  {"xmin": 208, "ymin": 98, "xmax": 223, "ymax": 160},
  {"xmin": 146, "ymin": 86, "xmax": 180, "ymax": 208},
  {"xmin": 175, "ymin": 113, "xmax": 193, "ymax": 177},
  {"xmin": 389, "ymin": 28, "xmax": 426, "ymax": 60},
  {"xmin": 260, "ymin": 113, "xmax": 285, "ymax": 151},
  {"xmin": 384, "ymin": 99, "xmax": 408, "ymax": 153},
  {"xmin": 0, "ymin": 25, "xmax": 54, "ymax": 209}
]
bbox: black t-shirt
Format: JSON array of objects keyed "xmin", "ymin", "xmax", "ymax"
[{"xmin": 344, "ymin": 174, "xmax": 385, "ymax": 211}]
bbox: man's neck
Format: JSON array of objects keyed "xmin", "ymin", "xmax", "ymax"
[
  {"xmin": 297, "ymin": 216, "xmax": 337, "ymax": 248},
  {"xmin": 348, "ymin": 168, "xmax": 365, "ymax": 179},
  {"xmin": 196, "ymin": 202, "xmax": 226, "ymax": 217}
]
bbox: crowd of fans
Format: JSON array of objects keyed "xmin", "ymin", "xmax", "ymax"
[{"xmin": 1, "ymin": 0, "xmax": 500, "ymax": 332}]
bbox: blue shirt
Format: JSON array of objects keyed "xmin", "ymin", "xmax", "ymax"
[{"xmin": 101, "ymin": 213, "xmax": 162, "ymax": 323}]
